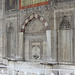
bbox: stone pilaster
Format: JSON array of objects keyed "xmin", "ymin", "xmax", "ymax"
[
  {"xmin": 46, "ymin": 30, "xmax": 52, "ymax": 60},
  {"xmin": 17, "ymin": 32, "xmax": 24, "ymax": 60}
]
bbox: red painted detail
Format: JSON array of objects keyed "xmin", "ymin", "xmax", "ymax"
[
  {"xmin": 19, "ymin": 1, "xmax": 49, "ymax": 10},
  {"xmin": 43, "ymin": 19, "xmax": 46, "ymax": 23},
  {"xmin": 19, "ymin": 0, "xmax": 21, "ymax": 10},
  {"xmin": 21, "ymin": 14, "xmax": 48, "ymax": 32}
]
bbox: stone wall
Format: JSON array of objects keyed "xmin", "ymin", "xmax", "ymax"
[{"xmin": 1, "ymin": 0, "xmax": 75, "ymax": 68}]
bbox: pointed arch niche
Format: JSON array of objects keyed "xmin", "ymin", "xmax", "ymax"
[
  {"xmin": 58, "ymin": 16, "xmax": 73, "ymax": 63},
  {"xmin": 19, "ymin": 13, "xmax": 53, "ymax": 62},
  {"xmin": 7, "ymin": 23, "xmax": 16, "ymax": 59}
]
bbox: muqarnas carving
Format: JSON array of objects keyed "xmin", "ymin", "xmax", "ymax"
[
  {"xmin": 59, "ymin": 15, "xmax": 71, "ymax": 30},
  {"xmin": 5, "ymin": 0, "xmax": 17, "ymax": 11}
]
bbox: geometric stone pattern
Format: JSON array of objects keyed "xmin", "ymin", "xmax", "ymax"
[
  {"xmin": 59, "ymin": 15, "xmax": 71, "ymax": 30},
  {"xmin": 21, "ymin": 13, "xmax": 48, "ymax": 32}
]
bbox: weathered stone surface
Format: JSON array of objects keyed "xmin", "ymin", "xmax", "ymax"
[
  {"xmin": 1, "ymin": 0, "xmax": 75, "ymax": 74},
  {"xmin": 58, "ymin": 30, "xmax": 73, "ymax": 62},
  {"xmin": 53, "ymin": 65, "xmax": 75, "ymax": 75}
]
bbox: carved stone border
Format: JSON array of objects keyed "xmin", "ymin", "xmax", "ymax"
[{"xmin": 21, "ymin": 13, "xmax": 48, "ymax": 32}]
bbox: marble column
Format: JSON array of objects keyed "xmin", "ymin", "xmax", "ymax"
[{"xmin": 46, "ymin": 30, "xmax": 52, "ymax": 60}]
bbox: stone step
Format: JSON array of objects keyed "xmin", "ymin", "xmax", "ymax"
[{"xmin": 14, "ymin": 61, "xmax": 52, "ymax": 70}]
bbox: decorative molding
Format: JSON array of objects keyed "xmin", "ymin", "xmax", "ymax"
[
  {"xmin": 21, "ymin": 13, "xmax": 48, "ymax": 32},
  {"xmin": 19, "ymin": 0, "xmax": 48, "ymax": 10}
]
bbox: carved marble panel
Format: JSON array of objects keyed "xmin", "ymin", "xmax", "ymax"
[
  {"xmin": 46, "ymin": 30, "xmax": 52, "ymax": 60},
  {"xmin": 4, "ymin": 17, "xmax": 18, "ymax": 59},
  {"xmin": 7, "ymin": 22, "xmax": 16, "ymax": 58},
  {"xmin": 58, "ymin": 30, "xmax": 72, "ymax": 62},
  {"xmin": 25, "ymin": 34, "xmax": 47, "ymax": 61},
  {"xmin": 24, "ymin": 16, "xmax": 47, "ymax": 61},
  {"xmin": 29, "ymin": 39, "xmax": 43, "ymax": 60},
  {"xmin": 58, "ymin": 14, "xmax": 73, "ymax": 63},
  {"xmin": 25, "ymin": 19, "xmax": 46, "ymax": 34}
]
